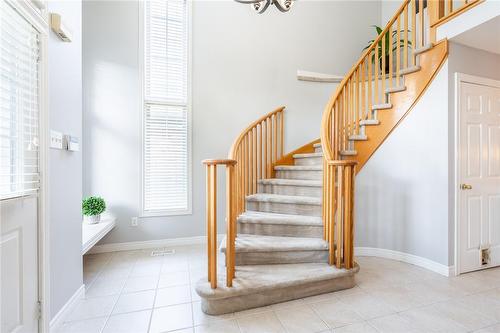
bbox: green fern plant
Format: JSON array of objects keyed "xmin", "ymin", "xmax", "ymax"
[{"xmin": 363, "ymin": 25, "xmax": 411, "ymax": 73}]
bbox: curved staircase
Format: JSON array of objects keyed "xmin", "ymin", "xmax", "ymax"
[
  {"xmin": 196, "ymin": 0, "xmax": 482, "ymax": 316},
  {"xmin": 198, "ymin": 141, "xmax": 359, "ymax": 315}
]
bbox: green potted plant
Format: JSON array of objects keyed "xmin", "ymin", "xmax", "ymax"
[
  {"xmin": 363, "ymin": 25, "xmax": 411, "ymax": 74},
  {"xmin": 82, "ymin": 196, "xmax": 106, "ymax": 224}
]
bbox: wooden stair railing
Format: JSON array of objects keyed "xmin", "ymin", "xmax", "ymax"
[
  {"xmin": 429, "ymin": 0, "xmax": 484, "ymax": 40},
  {"xmin": 321, "ymin": 0, "xmax": 429, "ymax": 269},
  {"xmin": 320, "ymin": 0, "xmax": 482, "ymax": 270},
  {"xmin": 203, "ymin": 106, "xmax": 285, "ymax": 289}
]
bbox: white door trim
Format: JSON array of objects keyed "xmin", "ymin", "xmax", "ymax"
[{"xmin": 454, "ymin": 72, "xmax": 500, "ymax": 276}]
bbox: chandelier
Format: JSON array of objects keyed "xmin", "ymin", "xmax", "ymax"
[{"xmin": 234, "ymin": 0, "xmax": 294, "ymax": 14}]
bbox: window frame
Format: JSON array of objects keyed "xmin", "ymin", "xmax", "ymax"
[{"xmin": 139, "ymin": 0, "xmax": 193, "ymax": 217}]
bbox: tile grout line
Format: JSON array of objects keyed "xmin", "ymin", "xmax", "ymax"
[{"xmin": 98, "ymin": 251, "xmax": 137, "ymax": 333}]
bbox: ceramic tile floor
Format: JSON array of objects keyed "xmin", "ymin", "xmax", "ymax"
[{"xmin": 57, "ymin": 244, "xmax": 500, "ymax": 333}]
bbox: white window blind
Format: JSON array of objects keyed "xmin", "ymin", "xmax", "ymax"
[
  {"xmin": 0, "ymin": 1, "xmax": 40, "ymax": 200},
  {"xmin": 143, "ymin": 0, "xmax": 189, "ymax": 214}
]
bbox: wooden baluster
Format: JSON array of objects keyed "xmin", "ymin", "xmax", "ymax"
[
  {"xmin": 342, "ymin": 88, "xmax": 347, "ymax": 151},
  {"xmin": 381, "ymin": 35, "xmax": 386, "ymax": 94},
  {"xmin": 226, "ymin": 164, "xmax": 235, "ymax": 285},
  {"xmin": 375, "ymin": 44, "xmax": 379, "ymax": 107},
  {"xmin": 389, "ymin": 26, "xmax": 393, "ymax": 89},
  {"xmin": 249, "ymin": 131, "xmax": 253, "ymax": 194},
  {"xmin": 448, "ymin": 0, "xmax": 453, "ymax": 15},
  {"xmin": 343, "ymin": 165, "xmax": 353, "ymax": 269},
  {"xmin": 396, "ymin": 15, "xmax": 401, "ymax": 86},
  {"xmin": 361, "ymin": 59, "xmax": 366, "ymax": 121},
  {"xmin": 404, "ymin": 4, "xmax": 409, "ymax": 69},
  {"xmin": 280, "ymin": 111, "xmax": 284, "ymax": 158},
  {"xmin": 347, "ymin": 80, "xmax": 351, "ymax": 139},
  {"xmin": 244, "ymin": 135, "xmax": 248, "ymax": 196},
  {"xmin": 253, "ymin": 128, "xmax": 257, "ymax": 193},
  {"xmin": 412, "ymin": 0, "xmax": 416, "ymax": 66},
  {"xmin": 335, "ymin": 165, "xmax": 343, "ymax": 268},
  {"xmin": 328, "ymin": 166, "xmax": 335, "ymax": 264},
  {"xmin": 323, "ymin": 159, "xmax": 327, "ymax": 241},
  {"xmin": 206, "ymin": 165, "xmax": 212, "ymax": 282},
  {"xmin": 209, "ymin": 164, "xmax": 217, "ymax": 288},
  {"xmin": 273, "ymin": 114, "xmax": 278, "ymax": 163},
  {"xmin": 263, "ymin": 120, "xmax": 267, "ymax": 179},
  {"xmin": 419, "ymin": 0, "xmax": 424, "ymax": 47},
  {"xmin": 257, "ymin": 123, "xmax": 264, "ymax": 179},
  {"xmin": 267, "ymin": 117, "xmax": 272, "ymax": 177},
  {"xmin": 368, "ymin": 55, "xmax": 372, "ymax": 115}
]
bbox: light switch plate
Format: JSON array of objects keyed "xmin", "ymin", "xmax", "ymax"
[{"xmin": 50, "ymin": 130, "xmax": 63, "ymax": 149}]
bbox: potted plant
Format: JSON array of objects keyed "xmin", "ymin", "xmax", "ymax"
[
  {"xmin": 363, "ymin": 25, "xmax": 411, "ymax": 74},
  {"xmin": 82, "ymin": 196, "xmax": 106, "ymax": 224}
]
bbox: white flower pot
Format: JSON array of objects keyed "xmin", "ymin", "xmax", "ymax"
[{"xmin": 84, "ymin": 214, "xmax": 101, "ymax": 224}]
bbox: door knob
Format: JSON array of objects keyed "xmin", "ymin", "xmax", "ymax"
[{"xmin": 461, "ymin": 184, "xmax": 472, "ymax": 190}]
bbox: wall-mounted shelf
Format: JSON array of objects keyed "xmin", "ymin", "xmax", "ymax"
[
  {"xmin": 82, "ymin": 217, "xmax": 116, "ymax": 255},
  {"xmin": 297, "ymin": 70, "xmax": 343, "ymax": 83}
]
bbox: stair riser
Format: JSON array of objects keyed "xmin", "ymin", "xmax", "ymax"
[
  {"xmin": 257, "ymin": 183, "xmax": 322, "ymax": 197},
  {"xmin": 200, "ymin": 274, "xmax": 356, "ymax": 315},
  {"xmin": 247, "ymin": 201, "xmax": 321, "ymax": 217},
  {"xmin": 237, "ymin": 222, "xmax": 323, "ymax": 238},
  {"xmin": 231, "ymin": 250, "xmax": 328, "ymax": 265},
  {"xmin": 275, "ymin": 170, "xmax": 322, "ymax": 180},
  {"xmin": 294, "ymin": 156, "xmax": 323, "ymax": 166},
  {"xmin": 314, "ymin": 146, "xmax": 322, "ymax": 153}
]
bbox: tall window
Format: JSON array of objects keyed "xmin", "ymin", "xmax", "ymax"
[
  {"xmin": 0, "ymin": 1, "xmax": 40, "ymax": 200},
  {"xmin": 143, "ymin": 0, "xmax": 190, "ymax": 215}
]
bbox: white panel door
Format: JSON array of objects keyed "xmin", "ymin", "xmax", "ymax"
[
  {"xmin": 459, "ymin": 80, "xmax": 500, "ymax": 274},
  {"xmin": 1, "ymin": 196, "xmax": 39, "ymax": 333}
]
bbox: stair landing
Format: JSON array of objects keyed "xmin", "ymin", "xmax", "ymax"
[{"xmin": 196, "ymin": 262, "xmax": 359, "ymax": 315}]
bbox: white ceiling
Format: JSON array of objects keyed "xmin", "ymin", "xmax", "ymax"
[{"xmin": 451, "ymin": 15, "xmax": 500, "ymax": 55}]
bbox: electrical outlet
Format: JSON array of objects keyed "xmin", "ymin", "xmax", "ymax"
[{"xmin": 131, "ymin": 217, "xmax": 138, "ymax": 227}]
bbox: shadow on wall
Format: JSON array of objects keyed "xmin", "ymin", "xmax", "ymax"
[{"xmin": 355, "ymin": 164, "xmax": 410, "ymax": 253}]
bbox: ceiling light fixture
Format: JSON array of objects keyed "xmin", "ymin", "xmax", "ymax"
[{"xmin": 234, "ymin": 0, "xmax": 294, "ymax": 14}]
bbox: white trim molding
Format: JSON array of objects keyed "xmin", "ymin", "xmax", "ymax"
[
  {"xmin": 355, "ymin": 247, "xmax": 454, "ymax": 277},
  {"xmin": 49, "ymin": 284, "xmax": 85, "ymax": 332},
  {"xmin": 88, "ymin": 234, "xmax": 225, "ymax": 254}
]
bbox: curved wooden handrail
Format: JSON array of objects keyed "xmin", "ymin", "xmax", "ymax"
[
  {"xmin": 204, "ymin": 106, "xmax": 286, "ymax": 289},
  {"xmin": 321, "ymin": 0, "xmax": 410, "ymax": 162},
  {"xmin": 229, "ymin": 106, "xmax": 285, "ymax": 159}
]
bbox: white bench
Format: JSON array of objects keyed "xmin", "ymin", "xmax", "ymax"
[{"xmin": 82, "ymin": 217, "xmax": 116, "ymax": 254}]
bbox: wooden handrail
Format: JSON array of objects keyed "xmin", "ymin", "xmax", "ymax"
[
  {"xmin": 321, "ymin": 0, "xmax": 418, "ymax": 270},
  {"xmin": 429, "ymin": 0, "xmax": 483, "ymax": 29},
  {"xmin": 203, "ymin": 107, "xmax": 285, "ymax": 289}
]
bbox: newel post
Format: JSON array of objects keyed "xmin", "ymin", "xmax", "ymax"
[{"xmin": 202, "ymin": 159, "xmax": 237, "ymax": 289}]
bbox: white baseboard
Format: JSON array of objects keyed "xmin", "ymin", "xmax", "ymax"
[
  {"xmin": 355, "ymin": 247, "xmax": 454, "ymax": 277},
  {"xmin": 88, "ymin": 234, "xmax": 225, "ymax": 254},
  {"xmin": 49, "ymin": 284, "xmax": 85, "ymax": 332}
]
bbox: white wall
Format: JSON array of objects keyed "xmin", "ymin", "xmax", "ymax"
[
  {"xmin": 380, "ymin": 0, "xmax": 400, "ymax": 26},
  {"xmin": 83, "ymin": 0, "xmax": 381, "ymax": 244},
  {"xmin": 48, "ymin": 0, "xmax": 83, "ymax": 319},
  {"xmin": 355, "ymin": 62, "xmax": 450, "ymax": 266}
]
